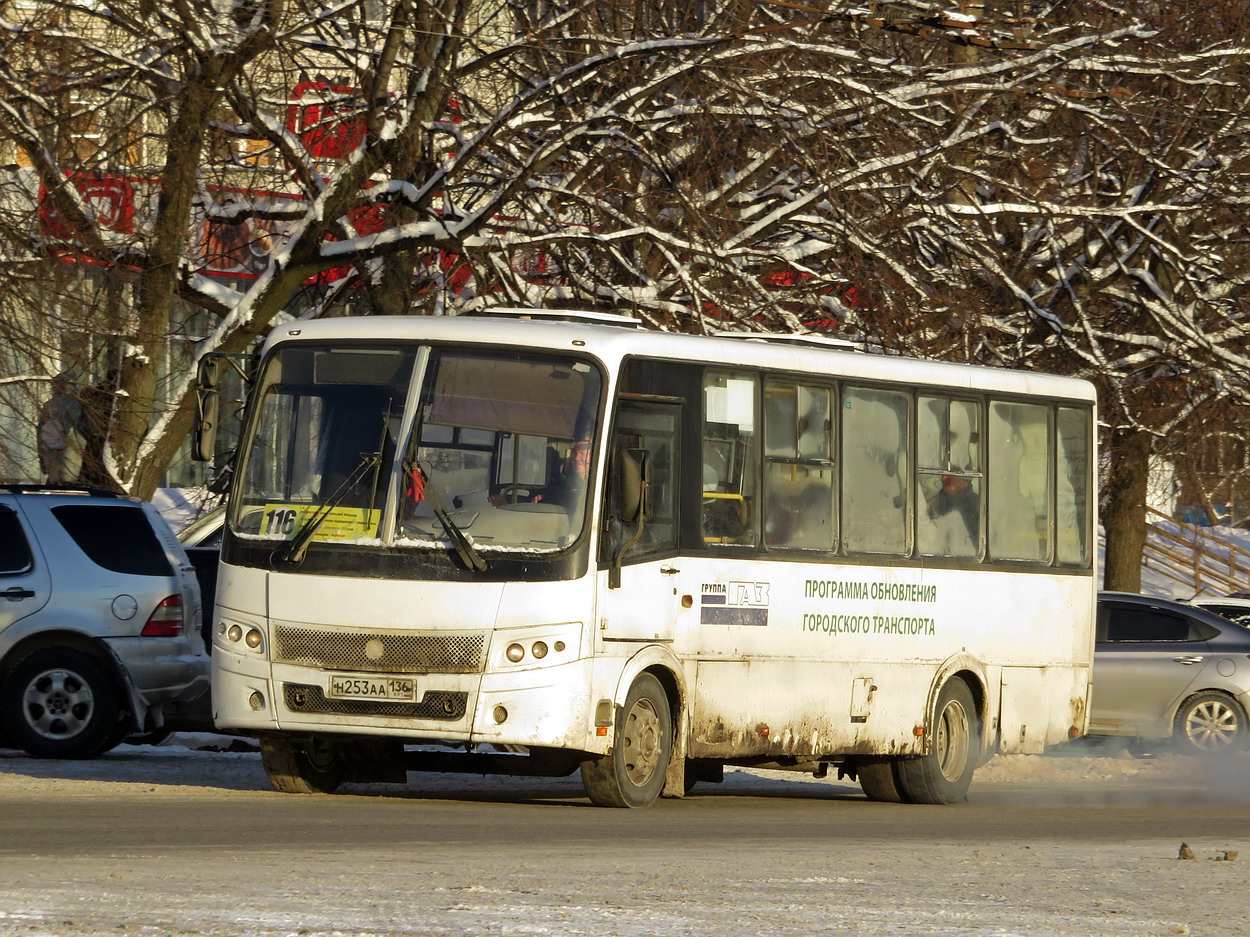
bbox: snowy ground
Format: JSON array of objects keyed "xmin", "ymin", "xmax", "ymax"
[
  {"xmin": 0, "ymin": 731, "xmax": 1236, "ymax": 797},
  {"xmin": 1, "ymin": 737, "xmax": 1248, "ymax": 937}
]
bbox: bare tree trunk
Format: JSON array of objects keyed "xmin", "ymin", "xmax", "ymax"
[
  {"xmin": 112, "ymin": 80, "xmax": 219, "ymax": 497},
  {"xmin": 1103, "ymin": 426, "xmax": 1151, "ymax": 592}
]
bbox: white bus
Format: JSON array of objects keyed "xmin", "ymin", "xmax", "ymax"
[{"xmin": 198, "ymin": 309, "xmax": 1097, "ymax": 807}]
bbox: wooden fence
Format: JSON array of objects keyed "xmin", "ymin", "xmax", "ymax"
[{"xmin": 1133, "ymin": 506, "xmax": 1250, "ymax": 597}]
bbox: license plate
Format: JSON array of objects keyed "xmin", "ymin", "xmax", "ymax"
[{"xmin": 327, "ymin": 674, "xmax": 417, "ymax": 701}]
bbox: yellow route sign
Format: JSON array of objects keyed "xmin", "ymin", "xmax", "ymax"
[{"xmin": 261, "ymin": 503, "xmax": 380, "ymax": 541}]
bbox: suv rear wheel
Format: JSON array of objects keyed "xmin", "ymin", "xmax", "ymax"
[{"xmin": 1, "ymin": 648, "xmax": 125, "ymax": 758}]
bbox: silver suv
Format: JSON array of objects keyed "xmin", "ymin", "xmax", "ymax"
[{"xmin": 0, "ymin": 484, "xmax": 209, "ymax": 758}]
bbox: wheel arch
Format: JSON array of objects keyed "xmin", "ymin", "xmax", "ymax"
[
  {"xmin": 1170, "ymin": 687, "xmax": 1250, "ymax": 751},
  {"xmin": 1176, "ymin": 684, "xmax": 1250, "ymax": 711},
  {"xmin": 926, "ymin": 656, "xmax": 989, "ymax": 756},
  {"xmin": 0, "ymin": 638, "xmax": 135, "ymax": 758},
  {"xmin": 0, "ymin": 630, "xmax": 122, "ymax": 687},
  {"xmin": 1161, "ymin": 684, "xmax": 1248, "ymax": 736},
  {"xmin": 612, "ymin": 645, "xmax": 685, "ymax": 715},
  {"xmin": 0, "ymin": 631, "xmax": 138, "ymax": 725},
  {"xmin": 611, "ymin": 646, "xmax": 687, "ymax": 796}
]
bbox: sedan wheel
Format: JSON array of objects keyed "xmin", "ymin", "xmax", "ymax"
[{"xmin": 1174, "ymin": 692, "xmax": 1246, "ymax": 754}]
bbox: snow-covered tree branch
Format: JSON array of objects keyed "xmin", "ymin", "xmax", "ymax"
[{"xmin": 0, "ymin": 0, "xmax": 1248, "ymax": 590}]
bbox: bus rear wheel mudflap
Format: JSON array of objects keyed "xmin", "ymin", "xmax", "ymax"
[{"xmin": 581, "ymin": 673, "xmax": 673, "ymax": 807}]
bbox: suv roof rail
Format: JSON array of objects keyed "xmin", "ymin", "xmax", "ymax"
[
  {"xmin": 0, "ymin": 483, "xmax": 125, "ymax": 498},
  {"xmin": 479, "ymin": 307, "xmax": 643, "ymax": 327},
  {"xmin": 710, "ymin": 330, "xmax": 864, "ymax": 351}
]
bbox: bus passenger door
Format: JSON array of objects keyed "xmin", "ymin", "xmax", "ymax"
[{"xmin": 598, "ymin": 399, "xmax": 681, "ymax": 642}]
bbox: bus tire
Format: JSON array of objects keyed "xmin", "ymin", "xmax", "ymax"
[
  {"xmin": 581, "ymin": 673, "xmax": 672, "ymax": 808},
  {"xmin": 894, "ymin": 678, "xmax": 979, "ymax": 805},
  {"xmin": 260, "ymin": 735, "xmax": 348, "ymax": 794},
  {"xmin": 856, "ymin": 757, "xmax": 904, "ymax": 803}
]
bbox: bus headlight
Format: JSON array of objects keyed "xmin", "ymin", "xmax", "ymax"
[
  {"xmin": 221, "ymin": 621, "xmax": 265, "ymax": 654},
  {"xmin": 496, "ymin": 624, "xmax": 580, "ymax": 668}
]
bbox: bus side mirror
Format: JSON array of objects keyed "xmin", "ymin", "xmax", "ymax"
[
  {"xmin": 193, "ymin": 355, "xmax": 224, "ymax": 462},
  {"xmin": 617, "ymin": 448, "xmax": 650, "ymax": 522},
  {"xmin": 193, "ymin": 352, "xmax": 257, "ymax": 494},
  {"xmin": 610, "ymin": 448, "xmax": 651, "ymax": 590}
]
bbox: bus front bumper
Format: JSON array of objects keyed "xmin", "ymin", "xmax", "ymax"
[{"xmin": 211, "ymin": 648, "xmax": 603, "ymax": 753}]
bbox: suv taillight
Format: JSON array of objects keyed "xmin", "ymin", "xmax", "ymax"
[{"xmin": 141, "ymin": 595, "xmax": 184, "ymax": 636}]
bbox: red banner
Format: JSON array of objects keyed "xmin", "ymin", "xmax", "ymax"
[
  {"xmin": 39, "ymin": 173, "xmax": 136, "ymax": 238},
  {"xmin": 286, "ymin": 81, "xmax": 366, "ymax": 159}
]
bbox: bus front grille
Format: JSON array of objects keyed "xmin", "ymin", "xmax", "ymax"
[
  {"xmin": 273, "ymin": 626, "xmax": 487, "ymax": 674},
  {"xmin": 283, "ymin": 683, "xmax": 468, "ymax": 720}
]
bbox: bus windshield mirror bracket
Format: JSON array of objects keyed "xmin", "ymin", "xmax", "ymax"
[
  {"xmin": 404, "ymin": 458, "xmax": 488, "ymax": 573},
  {"xmin": 610, "ymin": 448, "xmax": 650, "ymax": 589}
]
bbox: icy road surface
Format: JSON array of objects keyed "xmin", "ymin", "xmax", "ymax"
[{"xmin": 0, "ymin": 737, "xmax": 1247, "ymax": 937}]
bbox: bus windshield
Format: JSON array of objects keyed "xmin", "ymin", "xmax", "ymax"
[
  {"xmin": 232, "ymin": 342, "xmax": 602, "ymax": 555},
  {"xmin": 397, "ymin": 350, "xmax": 601, "ymax": 553},
  {"xmin": 234, "ymin": 345, "xmax": 416, "ymax": 543}
]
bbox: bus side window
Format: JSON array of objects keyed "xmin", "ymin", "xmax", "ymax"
[
  {"xmin": 988, "ymin": 401, "xmax": 1052, "ymax": 562},
  {"xmin": 702, "ymin": 373, "xmax": 758, "ymax": 545},
  {"xmin": 916, "ymin": 396, "xmax": 981, "ymax": 558},
  {"xmin": 763, "ymin": 381, "xmax": 834, "ymax": 550},
  {"xmin": 1056, "ymin": 407, "xmax": 1092, "ymax": 566},
  {"xmin": 841, "ymin": 386, "xmax": 909, "ymax": 554}
]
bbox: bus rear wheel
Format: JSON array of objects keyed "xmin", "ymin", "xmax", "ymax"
[
  {"xmin": 856, "ymin": 757, "xmax": 904, "ymax": 803},
  {"xmin": 581, "ymin": 673, "xmax": 672, "ymax": 808},
  {"xmin": 894, "ymin": 678, "xmax": 979, "ymax": 805},
  {"xmin": 260, "ymin": 735, "xmax": 348, "ymax": 794}
]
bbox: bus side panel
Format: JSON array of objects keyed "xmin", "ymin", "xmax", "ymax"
[
  {"xmin": 687, "ymin": 659, "xmax": 928, "ymax": 759},
  {"xmin": 671, "ymin": 557, "xmax": 1094, "ymax": 762},
  {"xmin": 998, "ymin": 665, "xmax": 1091, "ymax": 753}
]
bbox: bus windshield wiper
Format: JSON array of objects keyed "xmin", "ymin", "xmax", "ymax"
[
  {"xmin": 272, "ymin": 451, "xmax": 381, "ymax": 570},
  {"xmin": 404, "ymin": 458, "xmax": 488, "ymax": 572}
]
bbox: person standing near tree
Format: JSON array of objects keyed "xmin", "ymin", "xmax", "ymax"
[
  {"xmin": 37, "ymin": 372, "xmax": 86, "ymax": 485},
  {"xmin": 78, "ymin": 368, "xmax": 119, "ymax": 488}
]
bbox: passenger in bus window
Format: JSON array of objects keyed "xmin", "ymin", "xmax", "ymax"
[
  {"xmin": 766, "ymin": 477, "xmax": 832, "ymax": 549},
  {"xmin": 926, "ymin": 474, "xmax": 980, "ymax": 554},
  {"xmin": 541, "ymin": 439, "xmax": 591, "ymax": 510}
]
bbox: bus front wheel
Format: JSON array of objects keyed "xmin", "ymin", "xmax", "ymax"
[
  {"xmin": 581, "ymin": 673, "xmax": 672, "ymax": 808},
  {"xmin": 894, "ymin": 678, "xmax": 979, "ymax": 805},
  {"xmin": 260, "ymin": 735, "xmax": 348, "ymax": 794}
]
